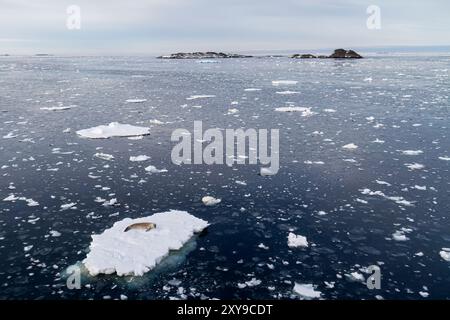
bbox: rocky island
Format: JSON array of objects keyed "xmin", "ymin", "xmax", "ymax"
[
  {"xmin": 157, "ymin": 52, "xmax": 253, "ymax": 59},
  {"xmin": 291, "ymin": 49, "xmax": 363, "ymax": 59}
]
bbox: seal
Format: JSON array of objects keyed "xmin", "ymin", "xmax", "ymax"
[{"xmin": 124, "ymin": 222, "xmax": 156, "ymax": 232}]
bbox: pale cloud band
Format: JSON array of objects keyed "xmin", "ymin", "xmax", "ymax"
[{"xmin": 0, "ymin": 0, "xmax": 449, "ymax": 54}]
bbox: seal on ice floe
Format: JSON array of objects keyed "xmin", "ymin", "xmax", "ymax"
[{"xmin": 124, "ymin": 222, "xmax": 156, "ymax": 232}]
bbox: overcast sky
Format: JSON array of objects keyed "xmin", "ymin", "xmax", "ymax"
[{"xmin": 1, "ymin": 0, "xmax": 449, "ymax": 54}]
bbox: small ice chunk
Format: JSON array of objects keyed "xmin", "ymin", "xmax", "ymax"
[
  {"xmin": 346, "ymin": 272, "xmax": 365, "ymax": 282},
  {"xmin": 260, "ymin": 167, "xmax": 276, "ymax": 176},
  {"xmin": 40, "ymin": 105, "xmax": 74, "ymax": 111},
  {"xmin": 130, "ymin": 155, "xmax": 150, "ymax": 162},
  {"xmin": 405, "ymin": 163, "xmax": 425, "ymax": 170},
  {"xmin": 61, "ymin": 203, "xmax": 76, "ymax": 210},
  {"xmin": 293, "ymin": 283, "xmax": 321, "ymax": 299},
  {"xmin": 287, "ymin": 233, "xmax": 308, "ymax": 248},
  {"xmin": 392, "ymin": 230, "xmax": 409, "ymax": 241},
  {"xmin": 186, "ymin": 95, "xmax": 216, "ymax": 100},
  {"xmin": 244, "ymin": 88, "xmax": 261, "ymax": 92},
  {"xmin": 275, "ymin": 107, "xmax": 314, "ymax": 117},
  {"xmin": 401, "ymin": 150, "xmax": 423, "ymax": 156},
  {"xmin": 83, "ymin": 210, "xmax": 208, "ymax": 276},
  {"xmin": 94, "ymin": 153, "xmax": 114, "ymax": 161},
  {"xmin": 439, "ymin": 249, "xmax": 450, "ymax": 262},
  {"xmin": 276, "ymin": 91, "xmax": 299, "ymax": 95},
  {"xmin": 50, "ymin": 230, "xmax": 61, "ymax": 237},
  {"xmin": 76, "ymin": 122, "xmax": 150, "ymax": 139},
  {"xmin": 272, "ymin": 80, "xmax": 298, "ymax": 86},
  {"xmin": 125, "ymin": 99, "xmax": 147, "ymax": 103},
  {"xmin": 144, "ymin": 165, "xmax": 168, "ymax": 173},
  {"xmin": 202, "ymin": 196, "xmax": 221, "ymax": 206},
  {"xmin": 342, "ymin": 143, "xmax": 358, "ymax": 150}
]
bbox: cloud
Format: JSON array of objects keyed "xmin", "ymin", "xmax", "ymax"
[{"xmin": 0, "ymin": 0, "xmax": 449, "ymax": 54}]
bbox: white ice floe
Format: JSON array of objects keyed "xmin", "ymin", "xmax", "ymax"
[
  {"xmin": 405, "ymin": 163, "xmax": 425, "ymax": 171},
  {"xmin": 186, "ymin": 95, "xmax": 216, "ymax": 100},
  {"xmin": 40, "ymin": 105, "xmax": 75, "ymax": 111},
  {"xmin": 241, "ymin": 278, "xmax": 262, "ymax": 288},
  {"xmin": 272, "ymin": 80, "xmax": 298, "ymax": 86},
  {"xmin": 342, "ymin": 143, "xmax": 358, "ymax": 150},
  {"xmin": 202, "ymin": 196, "xmax": 221, "ymax": 206},
  {"xmin": 401, "ymin": 150, "xmax": 423, "ymax": 156},
  {"xmin": 149, "ymin": 119, "xmax": 165, "ymax": 125},
  {"xmin": 439, "ymin": 248, "xmax": 450, "ymax": 262},
  {"xmin": 293, "ymin": 283, "xmax": 321, "ymax": 299},
  {"xmin": 260, "ymin": 167, "xmax": 276, "ymax": 176},
  {"xmin": 360, "ymin": 188, "xmax": 414, "ymax": 206},
  {"xmin": 346, "ymin": 272, "xmax": 365, "ymax": 282},
  {"xmin": 3, "ymin": 194, "xmax": 39, "ymax": 207},
  {"xmin": 244, "ymin": 88, "xmax": 261, "ymax": 92},
  {"xmin": 144, "ymin": 165, "xmax": 168, "ymax": 173},
  {"xmin": 76, "ymin": 122, "xmax": 150, "ymax": 139},
  {"xmin": 276, "ymin": 91, "xmax": 299, "ymax": 95},
  {"xmin": 287, "ymin": 233, "xmax": 308, "ymax": 248},
  {"xmin": 438, "ymin": 156, "xmax": 450, "ymax": 161},
  {"xmin": 324, "ymin": 108, "xmax": 337, "ymax": 113},
  {"xmin": 392, "ymin": 230, "xmax": 409, "ymax": 241},
  {"xmin": 275, "ymin": 106, "xmax": 315, "ymax": 117},
  {"xmin": 49, "ymin": 230, "xmax": 61, "ymax": 237},
  {"xmin": 60, "ymin": 202, "xmax": 76, "ymax": 210},
  {"xmin": 83, "ymin": 210, "xmax": 208, "ymax": 276},
  {"xmin": 130, "ymin": 155, "xmax": 150, "ymax": 162},
  {"xmin": 94, "ymin": 153, "xmax": 114, "ymax": 161},
  {"xmin": 125, "ymin": 99, "xmax": 147, "ymax": 103}
]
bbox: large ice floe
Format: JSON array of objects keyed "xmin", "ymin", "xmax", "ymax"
[
  {"xmin": 293, "ymin": 283, "xmax": 322, "ymax": 299},
  {"xmin": 83, "ymin": 210, "xmax": 208, "ymax": 276},
  {"xmin": 76, "ymin": 122, "xmax": 150, "ymax": 139}
]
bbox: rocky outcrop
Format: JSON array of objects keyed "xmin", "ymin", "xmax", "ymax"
[
  {"xmin": 291, "ymin": 49, "xmax": 363, "ymax": 59},
  {"xmin": 291, "ymin": 54, "xmax": 317, "ymax": 59},
  {"xmin": 329, "ymin": 49, "xmax": 362, "ymax": 59},
  {"xmin": 157, "ymin": 52, "xmax": 253, "ymax": 59}
]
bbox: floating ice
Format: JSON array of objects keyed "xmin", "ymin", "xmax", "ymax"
[
  {"xmin": 76, "ymin": 122, "xmax": 150, "ymax": 139},
  {"xmin": 342, "ymin": 143, "xmax": 358, "ymax": 150},
  {"xmin": 360, "ymin": 188, "xmax": 414, "ymax": 206},
  {"xmin": 346, "ymin": 272, "xmax": 365, "ymax": 282},
  {"xmin": 125, "ymin": 99, "xmax": 147, "ymax": 103},
  {"xmin": 244, "ymin": 88, "xmax": 261, "ymax": 92},
  {"xmin": 145, "ymin": 165, "xmax": 168, "ymax": 173},
  {"xmin": 186, "ymin": 95, "xmax": 216, "ymax": 100},
  {"xmin": 287, "ymin": 233, "xmax": 308, "ymax": 248},
  {"xmin": 94, "ymin": 153, "xmax": 114, "ymax": 161},
  {"xmin": 60, "ymin": 203, "xmax": 76, "ymax": 210},
  {"xmin": 272, "ymin": 80, "xmax": 298, "ymax": 86},
  {"xmin": 405, "ymin": 163, "xmax": 425, "ymax": 171},
  {"xmin": 392, "ymin": 230, "xmax": 409, "ymax": 241},
  {"xmin": 276, "ymin": 91, "xmax": 299, "ymax": 95},
  {"xmin": 260, "ymin": 167, "xmax": 276, "ymax": 176},
  {"xmin": 40, "ymin": 105, "xmax": 74, "ymax": 111},
  {"xmin": 83, "ymin": 210, "xmax": 208, "ymax": 276},
  {"xmin": 202, "ymin": 196, "xmax": 221, "ymax": 206},
  {"xmin": 401, "ymin": 150, "xmax": 423, "ymax": 156},
  {"xmin": 130, "ymin": 155, "xmax": 150, "ymax": 162},
  {"xmin": 293, "ymin": 283, "xmax": 321, "ymax": 299},
  {"xmin": 438, "ymin": 156, "xmax": 450, "ymax": 161},
  {"xmin": 439, "ymin": 249, "xmax": 450, "ymax": 262},
  {"xmin": 3, "ymin": 194, "xmax": 39, "ymax": 207}
]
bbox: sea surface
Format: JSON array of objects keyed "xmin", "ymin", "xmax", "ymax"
[{"xmin": 0, "ymin": 55, "xmax": 449, "ymax": 299}]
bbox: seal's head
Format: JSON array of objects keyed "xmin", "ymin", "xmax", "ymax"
[{"xmin": 124, "ymin": 222, "xmax": 156, "ymax": 232}]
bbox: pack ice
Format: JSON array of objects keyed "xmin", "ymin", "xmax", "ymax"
[
  {"xmin": 76, "ymin": 122, "xmax": 150, "ymax": 139},
  {"xmin": 83, "ymin": 210, "xmax": 208, "ymax": 276}
]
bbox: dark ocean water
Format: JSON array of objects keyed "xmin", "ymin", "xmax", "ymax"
[{"xmin": 0, "ymin": 55, "xmax": 449, "ymax": 299}]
